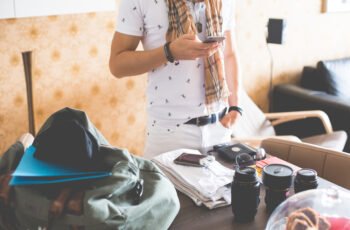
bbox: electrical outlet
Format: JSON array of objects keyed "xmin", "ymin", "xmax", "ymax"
[{"xmin": 266, "ymin": 18, "xmax": 286, "ymax": 44}]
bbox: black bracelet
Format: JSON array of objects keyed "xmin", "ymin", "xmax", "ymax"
[
  {"xmin": 228, "ymin": 106, "xmax": 243, "ymax": 116},
  {"xmin": 164, "ymin": 42, "xmax": 175, "ymax": 63}
]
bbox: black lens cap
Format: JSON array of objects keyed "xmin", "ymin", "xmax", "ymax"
[
  {"xmin": 262, "ymin": 164, "xmax": 293, "ymax": 189},
  {"xmin": 296, "ymin": 168, "xmax": 317, "ymax": 182}
]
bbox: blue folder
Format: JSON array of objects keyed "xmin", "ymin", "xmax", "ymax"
[{"xmin": 10, "ymin": 146, "xmax": 111, "ymax": 186}]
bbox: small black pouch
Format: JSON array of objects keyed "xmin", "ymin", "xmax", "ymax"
[{"xmin": 216, "ymin": 143, "xmax": 257, "ymax": 163}]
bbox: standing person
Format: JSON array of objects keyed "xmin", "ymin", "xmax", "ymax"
[{"xmin": 109, "ymin": 0, "xmax": 241, "ymax": 158}]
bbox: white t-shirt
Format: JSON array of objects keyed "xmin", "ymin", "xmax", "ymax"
[{"xmin": 116, "ymin": 0, "xmax": 235, "ymax": 127}]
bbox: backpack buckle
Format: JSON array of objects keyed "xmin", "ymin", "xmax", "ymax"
[{"xmin": 130, "ymin": 179, "xmax": 144, "ymax": 205}]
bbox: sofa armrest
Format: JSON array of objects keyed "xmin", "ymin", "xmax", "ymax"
[
  {"xmin": 265, "ymin": 110, "xmax": 333, "ymax": 134},
  {"xmin": 232, "ymin": 135, "xmax": 301, "ymax": 148},
  {"xmin": 273, "ymin": 84, "xmax": 350, "ymax": 114}
]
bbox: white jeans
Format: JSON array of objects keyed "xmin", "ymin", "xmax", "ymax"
[{"xmin": 144, "ymin": 121, "xmax": 232, "ymax": 159}]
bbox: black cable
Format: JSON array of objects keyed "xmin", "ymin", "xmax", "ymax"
[{"xmin": 266, "ymin": 42, "xmax": 274, "ymax": 112}]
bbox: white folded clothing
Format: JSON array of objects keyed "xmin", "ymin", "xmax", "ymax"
[{"xmin": 152, "ymin": 149, "xmax": 235, "ymax": 209}]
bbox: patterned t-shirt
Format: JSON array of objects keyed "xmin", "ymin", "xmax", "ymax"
[{"xmin": 116, "ymin": 0, "xmax": 235, "ymax": 127}]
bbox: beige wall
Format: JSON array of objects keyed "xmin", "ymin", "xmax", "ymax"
[
  {"xmin": 237, "ymin": 0, "xmax": 350, "ymax": 110},
  {"xmin": 1, "ymin": 0, "xmax": 350, "ymax": 156}
]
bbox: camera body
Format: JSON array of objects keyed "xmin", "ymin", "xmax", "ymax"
[{"xmin": 215, "ymin": 143, "xmax": 257, "ymax": 163}]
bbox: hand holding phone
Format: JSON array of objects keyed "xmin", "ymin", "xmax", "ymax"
[{"xmin": 203, "ymin": 36, "xmax": 226, "ymax": 43}]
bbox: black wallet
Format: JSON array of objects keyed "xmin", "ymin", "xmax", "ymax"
[{"xmin": 216, "ymin": 143, "xmax": 257, "ymax": 163}]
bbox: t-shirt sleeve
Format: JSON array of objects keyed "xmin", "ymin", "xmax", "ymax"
[
  {"xmin": 222, "ymin": 0, "xmax": 236, "ymax": 31},
  {"xmin": 115, "ymin": 0, "xmax": 143, "ymax": 36}
]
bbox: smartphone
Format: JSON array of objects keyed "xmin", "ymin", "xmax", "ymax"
[
  {"xmin": 203, "ymin": 36, "xmax": 226, "ymax": 43},
  {"xmin": 173, "ymin": 153, "xmax": 207, "ymax": 167}
]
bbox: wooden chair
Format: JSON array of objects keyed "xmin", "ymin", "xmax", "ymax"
[{"xmin": 231, "ymin": 91, "xmax": 347, "ymax": 151}]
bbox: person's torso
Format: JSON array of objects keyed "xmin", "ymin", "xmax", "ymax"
[{"xmin": 117, "ymin": 0, "xmax": 234, "ymax": 125}]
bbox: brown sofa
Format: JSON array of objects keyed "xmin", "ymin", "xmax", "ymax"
[{"xmin": 272, "ymin": 57, "xmax": 350, "ymax": 152}]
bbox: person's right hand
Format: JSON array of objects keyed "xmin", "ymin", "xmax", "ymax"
[{"xmin": 169, "ymin": 34, "xmax": 219, "ymax": 60}]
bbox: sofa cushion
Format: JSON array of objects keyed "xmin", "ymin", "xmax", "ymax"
[
  {"xmin": 317, "ymin": 57, "xmax": 350, "ymax": 98},
  {"xmin": 300, "ymin": 66, "xmax": 328, "ymax": 92}
]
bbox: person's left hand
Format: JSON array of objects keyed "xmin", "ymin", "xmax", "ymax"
[{"xmin": 220, "ymin": 111, "xmax": 239, "ymax": 128}]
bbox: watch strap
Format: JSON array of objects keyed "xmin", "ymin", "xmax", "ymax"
[
  {"xmin": 164, "ymin": 42, "xmax": 175, "ymax": 63},
  {"xmin": 228, "ymin": 106, "xmax": 243, "ymax": 116}
]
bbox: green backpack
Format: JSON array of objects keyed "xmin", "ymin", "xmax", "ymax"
[{"xmin": 0, "ymin": 108, "xmax": 180, "ymax": 230}]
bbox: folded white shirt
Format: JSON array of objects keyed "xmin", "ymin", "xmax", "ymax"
[{"xmin": 152, "ymin": 149, "xmax": 235, "ymax": 209}]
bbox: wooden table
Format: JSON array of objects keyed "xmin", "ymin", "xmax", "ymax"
[{"xmin": 169, "ymin": 155, "xmax": 347, "ymax": 230}]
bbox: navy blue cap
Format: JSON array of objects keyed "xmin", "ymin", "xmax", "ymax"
[{"xmin": 33, "ymin": 119, "xmax": 98, "ymax": 171}]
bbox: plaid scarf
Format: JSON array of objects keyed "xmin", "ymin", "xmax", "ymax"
[{"xmin": 165, "ymin": 0, "xmax": 230, "ymax": 111}]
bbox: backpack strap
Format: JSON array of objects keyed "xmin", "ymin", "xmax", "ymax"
[{"xmin": 0, "ymin": 171, "xmax": 17, "ymax": 229}]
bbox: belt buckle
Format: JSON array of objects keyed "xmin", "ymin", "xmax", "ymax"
[{"xmin": 196, "ymin": 118, "xmax": 201, "ymax": 126}]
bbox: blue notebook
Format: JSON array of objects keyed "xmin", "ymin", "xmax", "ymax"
[{"xmin": 10, "ymin": 146, "xmax": 111, "ymax": 186}]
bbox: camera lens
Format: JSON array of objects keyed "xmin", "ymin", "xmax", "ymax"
[
  {"xmin": 235, "ymin": 153, "xmax": 256, "ymax": 169},
  {"xmin": 262, "ymin": 164, "xmax": 293, "ymax": 213},
  {"xmin": 231, "ymin": 167, "xmax": 260, "ymax": 222},
  {"xmin": 294, "ymin": 168, "xmax": 318, "ymax": 194}
]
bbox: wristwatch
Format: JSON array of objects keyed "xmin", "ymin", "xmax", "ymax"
[
  {"xmin": 164, "ymin": 42, "xmax": 175, "ymax": 63},
  {"xmin": 228, "ymin": 106, "xmax": 243, "ymax": 116}
]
